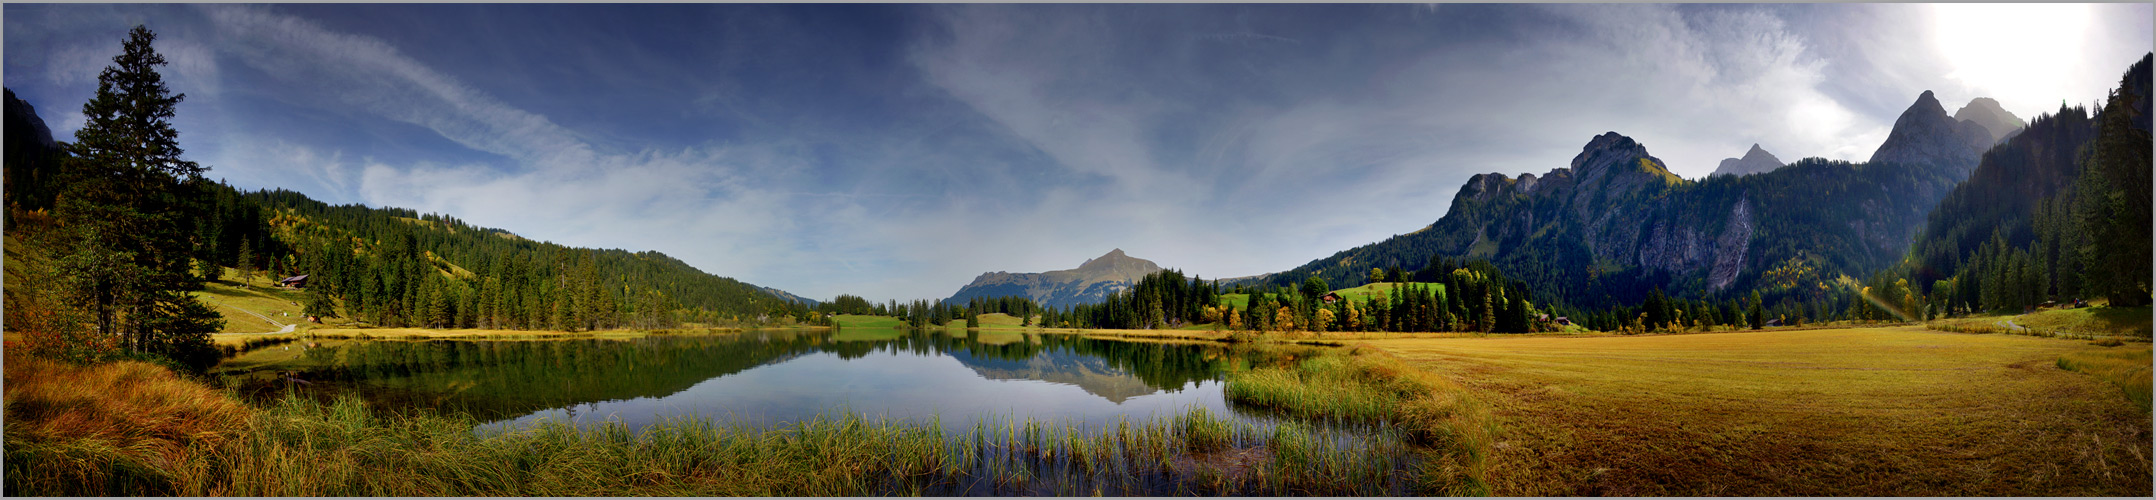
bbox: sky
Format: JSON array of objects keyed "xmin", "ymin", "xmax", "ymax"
[{"xmin": 6, "ymin": 3, "xmax": 2151, "ymax": 303}]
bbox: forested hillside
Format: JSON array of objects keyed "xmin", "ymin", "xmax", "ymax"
[
  {"xmin": 2, "ymin": 29, "xmax": 813, "ymax": 374},
  {"xmin": 204, "ymin": 187, "xmax": 815, "ymax": 331},
  {"xmin": 1892, "ymin": 53, "xmax": 2153, "ymax": 313}
]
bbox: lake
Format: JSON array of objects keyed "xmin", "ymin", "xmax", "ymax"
[{"xmin": 218, "ymin": 329, "xmax": 1267, "ymax": 433}]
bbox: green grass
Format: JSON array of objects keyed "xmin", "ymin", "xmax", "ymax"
[
  {"xmin": 1929, "ymin": 306, "xmax": 2151, "ymax": 339},
  {"xmin": 2017, "ymin": 306, "xmax": 2152, "ymax": 338},
  {"xmin": 1368, "ymin": 326, "xmax": 2152, "ymax": 496},
  {"xmin": 1324, "ymin": 282, "xmax": 1447, "ymax": 306},
  {"xmin": 1218, "ymin": 293, "xmax": 1255, "ymax": 312},
  {"xmin": 968, "ymin": 313, "xmax": 1026, "ymax": 329},
  {"xmin": 1222, "ymin": 284, "xmax": 1448, "ymax": 313},
  {"xmin": 831, "ymin": 314, "xmax": 907, "ymax": 329},
  {"xmin": 192, "ymin": 272, "xmax": 312, "ymax": 333}
]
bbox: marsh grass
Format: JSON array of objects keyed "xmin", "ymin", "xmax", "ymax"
[
  {"xmin": 2, "ymin": 356, "xmax": 253, "ymax": 495},
  {"xmin": 1223, "ymin": 345, "xmax": 1496, "ymax": 495},
  {"xmin": 6, "ymin": 354, "xmax": 1423, "ymax": 496}
]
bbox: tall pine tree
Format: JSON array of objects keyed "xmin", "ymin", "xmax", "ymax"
[{"xmin": 54, "ymin": 25, "xmax": 222, "ymax": 369}]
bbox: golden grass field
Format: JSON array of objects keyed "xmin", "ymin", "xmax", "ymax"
[{"xmin": 1362, "ymin": 326, "xmax": 2152, "ymax": 496}]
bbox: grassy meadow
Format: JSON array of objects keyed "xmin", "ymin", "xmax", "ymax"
[
  {"xmin": 1362, "ymin": 326, "xmax": 2152, "ymax": 496},
  {"xmin": 9, "ymin": 295, "xmax": 2151, "ymax": 496},
  {"xmin": 192, "ymin": 268, "xmax": 312, "ymax": 334}
]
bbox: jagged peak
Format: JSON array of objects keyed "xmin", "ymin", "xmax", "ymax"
[{"xmin": 1905, "ymin": 90, "xmax": 1948, "ymax": 120}]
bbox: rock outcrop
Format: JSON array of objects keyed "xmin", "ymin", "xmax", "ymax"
[{"xmin": 1710, "ymin": 144, "xmax": 1785, "ymax": 177}]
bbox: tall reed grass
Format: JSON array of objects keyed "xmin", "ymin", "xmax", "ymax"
[{"xmin": 1223, "ymin": 345, "xmax": 1496, "ymax": 495}]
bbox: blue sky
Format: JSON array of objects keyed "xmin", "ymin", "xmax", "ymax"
[{"xmin": 6, "ymin": 3, "xmax": 2150, "ymax": 303}]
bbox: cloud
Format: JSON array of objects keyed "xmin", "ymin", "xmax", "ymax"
[
  {"xmin": 15, "ymin": 3, "xmax": 2144, "ymax": 303},
  {"xmin": 202, "ymin": 6, "xmax": 591, "ymax": 169},
  {"xmin": 903, "ymin": 3, "xmax": 1914, "ymax": 286},
  {"xmin": 188, "ymin": 5, "xmax": 865, "ymax": 296}
]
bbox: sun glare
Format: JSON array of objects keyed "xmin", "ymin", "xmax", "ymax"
[{"xmin": 1932, "ymin": 4, "xmax": 2093, "ymax": 109}]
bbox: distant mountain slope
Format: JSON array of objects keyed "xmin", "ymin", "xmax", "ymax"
[
  {"xmin": 758, "ymin": 286, "xmax": 820, "ymax": 307},
  {"xmin": 1253, "ymin": 91, "xmax": 1979, "ymax": 307},
  {"xmin": 1710, "ymin": 144, "xmax": 1785, "ymax": 177},
  {"xmin": 1953, "ymin": 97, "xmax": 2029, "ymax": 144},
  {"xmin": 946, "ymin": 249, "xmax": 1163, "ymax": 308},
  {"xmin": 4, "ymin": 87, "xmax": 67, "ymax": 213}
]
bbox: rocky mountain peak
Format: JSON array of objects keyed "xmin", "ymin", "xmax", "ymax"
[
  {"xmin": 1869, "ymin": 90, "xmax": 1993, "ymax": 176},
  {"xmin": 1078, "ymin": 248, "xmax": 1138, "ymax": 271},
  {"xmin": 1710, "ymin": 143, "xmax": 1785, "ymax": 177},
  {"xmin": 949, "ymin": 249, "xmax": 1164, "ymax": 308},
  {"xmin": 1567, "ymin": 132, "xmax": 1678, "ymax": 189}
]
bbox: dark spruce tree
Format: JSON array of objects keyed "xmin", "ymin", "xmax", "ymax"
[
  {"xmin": 54, "ymin": 25, "xmax": 223, "ymax": 370},
  {"xmin": 2074, "ymin": 54, "xmax": 2154, "ymax": 307}
]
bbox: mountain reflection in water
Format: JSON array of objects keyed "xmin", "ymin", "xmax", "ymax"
[{"xmin": 217, "ymin": 329, "xmax": 1238, "ymax": 433}]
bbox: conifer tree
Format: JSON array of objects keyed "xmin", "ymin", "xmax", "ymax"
[
  {"xmin": 54, "ymin": 25, "xmax": 222, "ymax": 368},
  {"xmin": 2075, "ymin": 56, "xmax": 2154, "ymax": 306}
]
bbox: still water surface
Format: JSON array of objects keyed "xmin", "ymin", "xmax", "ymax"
[{"xmin": 218, "ymin": 329, "xmax": 1263, "ymax": 433}]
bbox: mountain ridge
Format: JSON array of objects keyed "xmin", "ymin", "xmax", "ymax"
[
  {"xmin": 946, "ymin": 249, "xmax": 1164, "ymax": 308},
  {"xmin": 1246, "ymin": 89, "xmax": 1982, "ymax": 308}
]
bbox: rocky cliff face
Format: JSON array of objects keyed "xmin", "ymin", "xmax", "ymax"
[
  {"xmin": 1426, "ymin": 132, "xmax": 1754, "ymax": 291},
  {"xmin": 946, "ymin": 249, "xmax": 1164, "ymax": 308},
  {"xmin": 1710, "ymin": 144, "xmax": 1785, "ymax": 177},
  {"xmin": 1870, "ymin": 90, "xmax": 1996, "ymax": 177}
]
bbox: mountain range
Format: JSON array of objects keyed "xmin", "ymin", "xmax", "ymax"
[
  {"xmin": 1243, "ymin": 90, "xmax": 2018, "ymax": 308},
  {"xmin": 944, "ymin": 249, "xmax": 1163, "ymax": 308}
]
